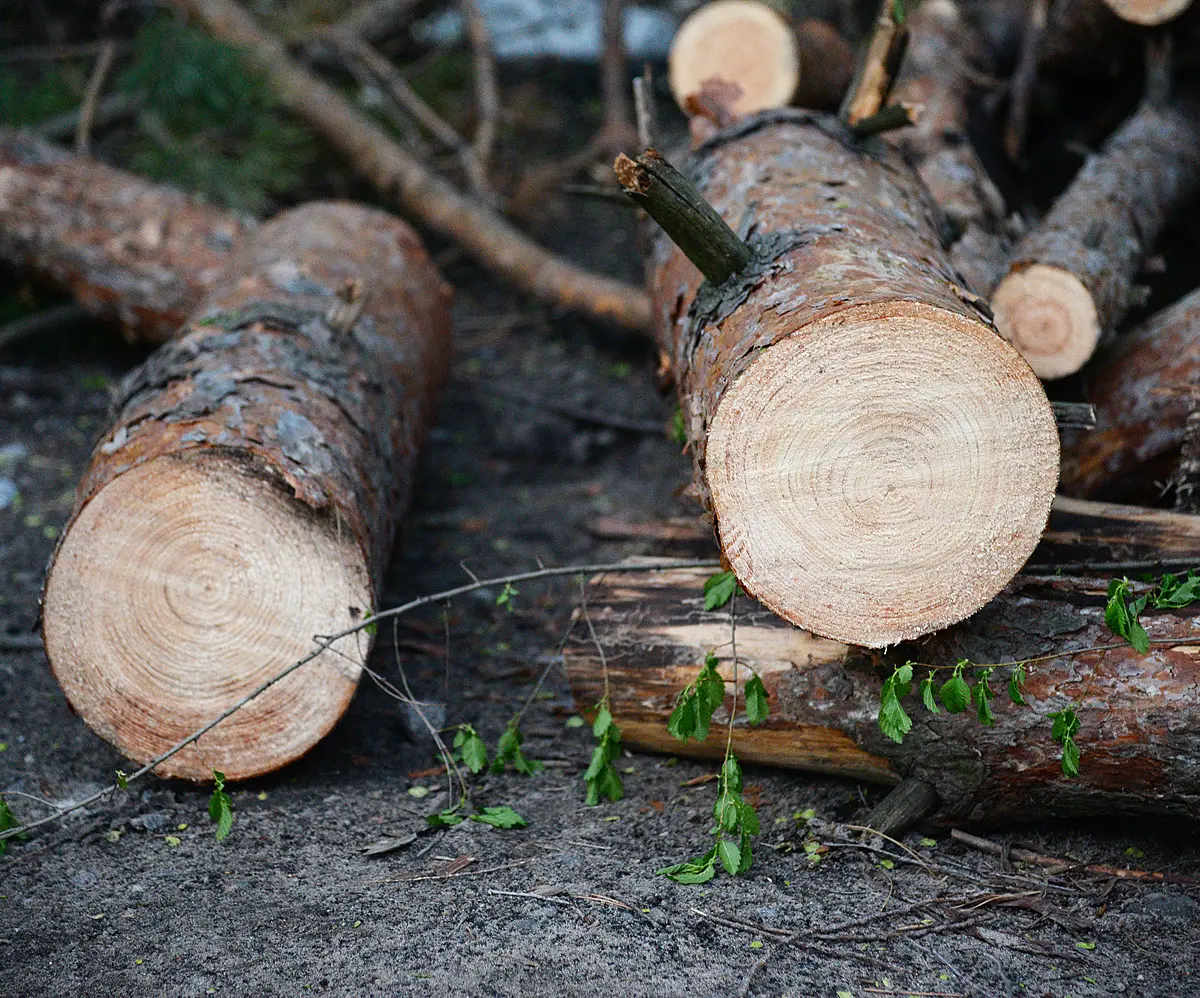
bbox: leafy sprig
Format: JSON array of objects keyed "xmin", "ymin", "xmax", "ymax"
[
  {"xmin": 491, "ymin": 718, "xmax": 542, "ymax": 776},
  {"xmin": 667, "ymin": 652, "xmax": 727, "ymax": 742},
  {"xmin": 208, "ymin": 770, "xmax": 233, "ymax": 841},
  {"xmin": 584, "ymin": 703, "xmax": 624, "ymax": 805},
  {"xmin": 453, "ymin": 724, "xmax": 489, "ymax": 774}
]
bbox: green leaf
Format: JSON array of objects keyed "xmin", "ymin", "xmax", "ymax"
[
  {"xmin": 669, "ymin": 407, "xmax": 687, "ymax": 446},
  {"xmin": 736, "ymin": 830, "xmax": 754, "ymax": 874},
  {"xmin": 363, "ymin": 619, "xmax": 379, "ymax": 636},
  {"xmin": 703, "ymin": 571, "xmax": 738, "ymax": 611},
  {"xmin": 1076, "ymin": 940, "xmax": 1096, "ymax": 951},
  {"xmin": 739, "ymin": 800, "xmax": 760, "ymax": 836},
  {"xmin": 495, "ymin": 581, "xmax": 518, "ymax": 611},
  {"xmin": 592, "ymin": 704, "xmax": 613, "ymax": 739},
  {"xmin": 919, "ymin": 674, "xmax": 940, "ymax": 713},
  {"xmin": 721, "ymin": 753, "xmax": 743, "ymax": 794},
  {"xmin": 717, "ymin": 837, "xmax": 742, "ymax": 875},
  {"xmin": 595, "ymin": 765, "xmax": 624, "ymax": 803},
  {"xmin": 1150, "ymin": 570, "xmax": 1200, "ymax": 608},
  {"xmin": 426, "ymin": 808, "xmax": 464, "ymax": 828},
  {"xmin": 1008, "ymin": 664, "xmax": 1027, "ymax": 706},
  {"xmin": 973, "ymin": 668, "xmax": 995, "ymax": 727},
  {"xmin": 939, "ymin": 672, "xmax": 971, "ymax": 714},
  {"xmin": 878, "ymin": 664, "xmax": 914, "ymax": 743},
  {"xmin": 744, "ymin": 673, "xmax": 769, "ymax": 726},
  {"xmin": 1050, "ymin": 707, "xmax": 1080, "ymax": 743},
  {"xmin": 657, "ymin": 848, "xmax": 718, "ymax": 883},
  {"xmin": 1106, "ymin": 578, "xmax": 1151, "ymax": 653},
  {"xmin": 714, "ymin": 793, "xmax": 741, "ymax": 832},
  {"xmin": 453, "ymin": 725, "xmax": 488, "ymax": 774},
  {"xmin": 0, "ymin": 798, "xmax": 19, "ymax": 855},
  {"xmin": 115, "ymin": 769, "xmax": 129, "ymax": 790},
  {"xmin": 207, "ymin": 770, "xmax": 233, "ymax": 841},
  {"xmin": 1061, "ymin": 737, "xmax": 1080, "ymax": 778},
  {"xmin": 667, "ymin": 692, "xmax": 697, "ymax": 742},
  {"xmin": 492, "ymin": 720, "xmax": 542, "ymax": 775},
  {"xmin": 470, "ymin": 805, "xmax": 528, "ymax": 829}
]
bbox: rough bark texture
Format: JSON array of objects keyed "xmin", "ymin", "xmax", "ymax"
[
  {"xmin": 174, "ymin": 0, "xmax": 650, "ymax": 332},
  {"xmin": 0, "ymin": 129, "xmax": 246, "ymax": 343},
  {"xmin": 994, "ymin": 102, "xmax": 1200, "ymax": 377},
  {"xmin": 1060, "ymin": 287, "xmax": 1200, "ymax": 501},
  {"xmin": 41, "ymin": 201, "xmax": 452, "ymax": 781},
  {"xmin": 647, "ymin": 108, "xmax": 1058, "ymax": 648},
  {"xmin": 889, "ymin": 0, "xmax": 1012, "ymax": 295},
  {"xmin": 566, "ymin": 563, "xmax": 1200, "ymax": 826}
]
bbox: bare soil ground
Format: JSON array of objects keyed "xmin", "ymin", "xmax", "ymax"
[{"xmin": 1, "ymin": 64, "xmax": 1199, "ymax": 998}]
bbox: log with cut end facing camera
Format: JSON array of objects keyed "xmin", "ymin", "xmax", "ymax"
[
  {"xmin": 634, "ymin": 110, "xmax": 1058, "ymax": 648},
  {"xmin": 41, "ymin": 201, "xmax": 451, "ymax": 781},
  {"xmin": 564, "ymin": 561, "xmax": 1200, "ymax": 826},
  {"xmin": 993, "ymin": 102, "xmax": 1200, "ymax": 380}
]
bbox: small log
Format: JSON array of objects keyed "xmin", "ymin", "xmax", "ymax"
[
  {"xmin": 1059, "ymin": 286, "xmax": 1200, "ymax": 500},
  {"xmin": 41, "ymin": 201, "xmax": 452, "ymax": 781},
  {"xmin": 0, "ymin": 129, "xmax": 246, "ymax": 343},
  {"xmin": 992, "ymin": 102, "xmax": 1200, "ymax": 379},
  {"xmin": 645, "ymin": 110, "xmax": 1058, "ymax": 647},
  {"xmin": 566, "ymin": 562, "xmax": 1200, "ymax": 826}
]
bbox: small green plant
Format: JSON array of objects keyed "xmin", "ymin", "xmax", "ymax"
[
  {"xmin": 208, "ymin": 770, "xmax": 233, "ymax": 841},
  {"xmin": 0, "ymin": 798, "xmax": 22, "ymax": 856},
  {"xmin": 667, "ymin": 652, "xmax": 726, "ymax": 742},
  {"xmin": 491, "ymin": 718, "xmax": 542, "ymax": 775},
  {"xmin": 495, "ymin": 582, "xmax": 518, "ymax": 612},
  {"xmin": 452, "ymin": 724, "xmax": 489, "ymax": 774},
  {"xmin": 583, "ymin": 703, "xmax": 624, "ymax": 805},
  {"xmin": 669, "ymin": 408, "xmax": 687, "ymax": 447},
  {"xmin": 427, "ymin": 803, "xmax": 528, "ymax": 829},
  {"xmin": 1105, "ymin": 571, "xmax": 1200, "ymax": 653},
  {"xmin": 1049, "ymin": 707, "xmax": 1081, "ymax": 778}
]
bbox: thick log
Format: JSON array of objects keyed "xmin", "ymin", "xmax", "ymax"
[
  {"xmin": 566, "ymin": 563, "xmax": 1200, "ymax": 825},
  {"xmin": 1059, "ymin": 287, "xmax": 1200, "ymax": 500},
  {"xmin": 0, "ymin": 129, "xmax": 246, "ymax": 343},
  {"xmin": 646, "ymin": 109, "xmax": 1058, "ymax": 648},
  {"xmin": 41, "ymin": 201, "xmax": 452, "ymax": 781},
  {"xmin": 993, "ymin": 102, "xmax": 1200, "ymax": 379},
  {"xmin": 1101, "ymin": 0, "xmax": 1193, "ymax": 24}
]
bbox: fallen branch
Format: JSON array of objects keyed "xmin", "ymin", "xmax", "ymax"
[
  {"xmin": 172, "ymin": 0, "xmax": 651, "ymax": 331},
  {"xmin": 458, "ymin": 0, "xmax": 499, "ymax": 171}
]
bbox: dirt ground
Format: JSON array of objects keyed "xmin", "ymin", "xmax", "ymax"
[{"xmin": 2, "ymin": 65, "xmax": 1200, "ymax": 998}]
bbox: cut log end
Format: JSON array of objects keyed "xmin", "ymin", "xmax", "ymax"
[
  {"xmin": 992, "ymin": 264, "xmax": 1101, "ymax": 380},
  {"xmin": 42, "ymin": 451, "xmax": 371, "ymax": 782},
  {"xmin": 668, "ymin": 0, "xmax": 799, "ymax": 118},
  {"xmin": 1099, "ymin": 0, "xmax": 1193, "ymax": 24},
  {"xmin": 706, "ymin": 302, "xmax": 1059, "ymax": 647}
]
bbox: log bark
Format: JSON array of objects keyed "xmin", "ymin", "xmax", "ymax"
[
  {"xmin": 0, "ymin": 129, "xmax": 246, "ymax": 344},
  {"xmin": 890, "ymin": 0, "xmax": 1012, "ymax": 295},
  {"xmin": 646, "ymin": 109, "xmax": 1058, "ymax": 648},
  {"xmin": 41, "ymin": 201, "xmax": 452, "ymax": 781},
  {"xmin": 992, "ymin": 102, "xmax": 1200, "ymax": 379},
  {"xmin": 566, "ymin": 562, "xmax": 1200, "ymax": 826},
  {"xmin": 1059, "ymin": 286, "xmax": 1200, "ymax": 500}
]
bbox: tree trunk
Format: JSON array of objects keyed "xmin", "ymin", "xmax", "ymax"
[
  {"xmin": 1059, "ymin": 286, "xmax": 1200, "ymax": 501},
  {"xmin": 566, "ymin": 562, "xmax": 1200, "ymax": 826},
  {"xmin": 646, "ymin": 109, "xmax": 1058, "ymax": 648},
  {"xmin": 1100, "ymin": 0, "xmax": 1193, "ymax": 24},
  {"xmin": 41, "ymin": 201, "xmax": 452, "ymax": 782},
  {"xmin": 0, "ymin": 129, "xmax": 246, "ymax": 343},
  {"xmin": 891, "ymin": 0, "xmax": 1012, "ymax": 296},
  {"xmin": 992, "ymin": 102, "xmax": 1200, "ymax": 379}
]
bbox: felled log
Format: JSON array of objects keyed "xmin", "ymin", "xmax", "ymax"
[
  {"xmin": 1059, "ymin": 287, "xmax": 1200, "ymax": 501},
  {"xmin": 992, "ymin": 102, "xmax": 1200, "ymax": 379},
  {"xmin": 566, "ymin": 562, "xmax": 1200, "ymax": 825},
  {"xmin": 41, "ymin": 201, "xmax": 451, "ymax": 781},
  {"xmin": 641, "ymin": 110, "xmax": 1058, "ymax": 648},
  {"xmin": 1101, "ymin": 0, "xmax": 1193, "ymax": 24},
  {"xmin": 0, "ymin": 129, "xmax": 246, "ymax": 343},
  {"xmin": 667, "ymin": 1, "xmax": 853, "ymax": 115}
]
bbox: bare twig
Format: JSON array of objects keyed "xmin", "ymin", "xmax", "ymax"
[
  {"xmin": 458, "ymin": 0, "xmax": 499, "ymax": 171},
  {"xmin": 839, "ymin": 0, "xmax": 909, "ymax": 126},
  {"xmin": 75, "ymin": 39, "xmax": 117, "ymax": 155},
  {"xmin": 0, "ymin": 558, "xmax": 717, "ymax": 846},
  {"xmin": 633, "ymin": 73, "xmax": 655, "ymax": 149},
  {"xmin": 334, "ymin": 0, "xmax": 426, "ymax": 42},
  {"xmin": 0, "ymin": 304, "xmax": 92, "ymax": 352},
  {"xmin": 0, "ymin": 41, "xmax": 131, "ymax": 64},
  {"xmin": 37, "ymin": 92, "xmax": 138, "ymax": 143},
  {"xmin": 173, "ymin": 0, "xmax": 651, "ymax": 331},
  {"xmin": 599, "ymin": 0, "xmax": 636, "ymax": 152}
]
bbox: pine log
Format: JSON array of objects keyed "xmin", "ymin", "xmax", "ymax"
[
  {"xmin": 646, "ymin": 110, "xmax": 1058, "ymax": 648},
  {"xmin": 41, "ymin": 201, "xmax": 451, "ymax": 781},
  {"xmin": 1059, "ymin": 287, "xmax": 1200, "ymax": 500},
  {"xmin": 0, "ymin": 129, "xmax": 246, "ymax": 343},
  {"xmin": 890, "ymin": 0, "xmax": 1012, "ymax": 295},
  {"xmin": 992, "ymin": 102, "xmax": 1200, "ymax": 379},
  {"xmin": 565, "ymin": 562, "xmax": 1200, "ymax": 825},
  {"xmin": 667, "ymin": 2, "xmax": 856, "ymax": 116},
  {"xmin": 1100, "ymin": 0, "xmax": 1193, "ymax": 24}
]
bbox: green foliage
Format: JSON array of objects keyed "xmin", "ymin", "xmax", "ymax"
[
  {"xmin": 669, "ymin": 408, "xmax": 687, "ymax": 446},
  {"xmin": 938, "ymin": 662, "xmax": 971, "ymax": 714},
  {"xmin": 0, "ymin": 68, "xmax": 77, "ymax": 127},
  {"xmin": 115, "ymin": 769, "xmax": 129, "ymax": 790},
  {"xmin": 470, "ymin": 805, "xmax": 528, "ymax": 829},
  {"xmin": 919, "ymin": 673, "xmax": 939, "ymax": 713},
  {"xmin": 453, "ymin": 724, "xmax": 488, "ymax": 774},
  {"xmin": 1008, "ymin": 664, "xmax": 1027, "ymax": 706},
  {"xmin": 207, "ymin": 770, "xmax": 233, "ymax": 841},
  {"xmin": 584, "ymin": 703, "xmax": 624, "ymax": 805},
  {"xmin": 1049, "ymin": 707, "xmax": 1081, "ymax": 777},
  {"xmin": 495, "ymin": 582, "xmax": 518, "ymax": 612},
  {"xmin": 427, "ymin": 807, "xmax": 464, "ymax": 828},
  {"xmin": 659, "ymin": 750, "xmax": 759, "ymax": 882},
  {"xmin": 703, "ymin": 571, "xmax": 739, "ymax": 611},
  {"xmin": 972, "ymin": 667, "xmax": 995, "ymax": 727},
  {"xmin": 878, "ymin": 663, "xmax": 913, "ymax": 743},
  {"xmin": 491, "ymin": 719, "xmax": 542, "ymax": 775},
  {"xmin": 743, "ymin": 673, "xmax": 769, "ymax": 726},
  {"xmin": 667, "ymin": 653, "xmax": 727, "ymax": 742},
  {"xmin": 1105, "ymin": 578, "xmax": 1150, "ymax": 653},
  {"xmin": 117, "ymin": 19, "xmax": 317, "ymax": 214},
  {"xmin": 0, "ymin": 797, "xmax": 22, "ymax": 855}
]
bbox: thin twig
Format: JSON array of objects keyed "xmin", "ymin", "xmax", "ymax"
[
  {"xmin": 599, "ymin": 0, "xmax": 635, "ymax": 152},
  {"xmin": 75, "ymin": 40, "xmax": 117, "ymax": 155},
  {"xmin": 0, "ymin": 41, "xmax": 131, "ymax": 64},
  {"xmin": 839, "ymin": 0, "xmax": 908, "ymax": 126},
  {"xmin": 633, "ymin": 72, "xmax": 655, "ymax": 149},
  {"xmin": 458, "ymin": 0, "xmax": 499, "ymax": 171},
  {"xmin": 0, "ymin": 304, "xmax": 95, "ymax": 351},
  {"xmin": 0, "ymin": 558, "xmax": 717, "ymax": 845}
]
